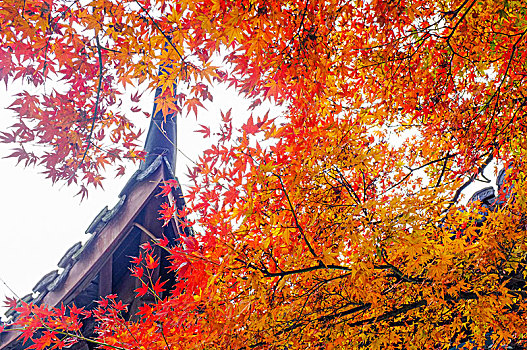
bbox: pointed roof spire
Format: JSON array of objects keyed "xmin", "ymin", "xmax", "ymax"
[{"xmin": 141, "ymin": 69, "xmax": 177, "ymax": 174}]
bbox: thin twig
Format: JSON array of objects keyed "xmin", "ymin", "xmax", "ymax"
[
  {"xmin": 445, "ymin": 0, "xmax": 477, "ymax": 42},
  {"xmin": 157, "ymin": 322, "xmax": 172, "ymax": 350},
  {"xmin": 435, "ymin": 152, "xmax": 450, "ymax": 188},
  {"xmin": 449, "ymin": 151, "xmax": 494, "ymax": 208},
  {"xmin": 273, "ymin": 172, "xmax": 318, "ymax": 258},
  {"xmin": 0, "ymin": 276, "xmax": 20, "ymax": 299},
  {"xmin": 133, "ymin": 0, "xmax": 184, "ymax": 61}
]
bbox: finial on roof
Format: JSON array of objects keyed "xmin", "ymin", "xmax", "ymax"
[{"xmin": 141, "ymin": 77, "xmax": 177, "ymax": 173}]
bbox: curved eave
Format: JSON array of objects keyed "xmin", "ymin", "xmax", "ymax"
[{"xmin": 0, "ymin": 160, "xmax": 172, "ymax": 350}]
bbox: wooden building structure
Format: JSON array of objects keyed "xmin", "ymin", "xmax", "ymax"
[{"xmin": 0, "ymin": 86, "xmax": 190, "ymax": 350}]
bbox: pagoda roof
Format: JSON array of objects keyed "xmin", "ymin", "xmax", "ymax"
[{"xmin": 0, "ymin": 87, "xmax": 186, "ymax": 349}]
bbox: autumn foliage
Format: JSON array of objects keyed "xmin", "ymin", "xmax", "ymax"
[{"xmin": 2, "ymin": 0, "xmax": 527, "ymax": 348}]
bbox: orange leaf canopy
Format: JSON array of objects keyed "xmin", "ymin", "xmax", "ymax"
[{"xmin": 2, "ymin": 0, "xmax": 527, "ymax": 348}]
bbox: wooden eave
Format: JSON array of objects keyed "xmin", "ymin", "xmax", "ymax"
[
  {"xmin": 44, "ymin": 165, "xmax": 164, "ymax": 308},
  {"xmin": 1, "ymin": 79, "xmax": 183, "ymax": 349},
  {"xmin": 0, "ymin": 160, "xmax": 178, "ymax": 349}
]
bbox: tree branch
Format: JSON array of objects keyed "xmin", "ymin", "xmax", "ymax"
[
  {"xmin": 273, "ymin": 172, "xmax": 318, "ymax": 258},
  {"xmin": 78, "ymin": 34, "xmax": 104, "ymax": 170},
  {"xmin": 445, "ymin": 0, "xmax": 477, "ymax": 42},
  {"xmin": 449, "ymin": 150, "xmax": 494, "ymax": 207}
]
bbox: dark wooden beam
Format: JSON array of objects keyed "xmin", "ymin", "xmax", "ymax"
[{"xmin": 98, "ymin": 256, "xmax": 113, "ymax": 298}]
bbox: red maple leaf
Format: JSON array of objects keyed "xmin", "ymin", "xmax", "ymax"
[
  {"xmin": 130, "ymin": 252, "xmax": 143, "ymax": 265},
  {"xmin": 221, "ymin": 108, "xmax": 232, "ymax": 122},
  {"xmin": 181, "ymin": 235, "xmax": 198, "ymax": 251},
  {"xmin": 130, "ymin": 91, "xmax": 143, "ymax": 102},
  {"xmin": 0, "ymin": 131, "xmax": 17, "ymax": 143},
  {"xmin": 140, "ymin": 242, "xmax": 152, "ymax": 251},
  {"xmin": 195, "ymin": 124, "xmax": 211, "ymax": 138},
  {"xmin": 242, "ymin": 116, "xmax": 261, "ymax": 135},
  {"xmin": 4, "ymin": 296, "xmax": 18, "ymax": 308},
  {"xmin": 130, "ymin": 266, "xmax": 144, "ymax": 278},
  {"xmin": 158, "ymin": 202, "xmax": 177, "ymax": 226},
  {"xmin": 115, "ymin": 165, "xmax": 126, "ymax": 177},
  {"xmin": 135, "ymin": 282, "xmax": 149, "ymax": 297},
  {"xmin": 96, "ymin": 298, "xmax": 108, "ymax": 308},
  {"xmin": 185, "ymin": 98, "xmax": 205, "ymax": 117},
  {"xmin": 157, "ymin": 179, "xmax": 180, "ymax": 197},
  {"xmin": 145, "ymin": 254, "xmax": 159, "ymax": 270},
  {"xmin": 152, "ymin": 279, "xmax": 167, "ymax": 295},
  {"xmin": 75, "ymin": 185, "xmax": 89, "ymax": 201},
  {"xmin": 159, "ymin": 235, "xmax": 169, "ymax": 247},
  {"xmin": 158, "ymin": 184, "xmax": 173, "ymax": 197}
]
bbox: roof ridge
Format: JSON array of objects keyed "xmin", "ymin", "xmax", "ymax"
[{"xmin": 141, "ymin": 74, "xmax": 177, "ymax": 174}]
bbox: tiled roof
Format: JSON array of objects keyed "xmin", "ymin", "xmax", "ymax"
[{"xmin": 1, "ymin": 84, "xmax": 182, "ymax": 334}]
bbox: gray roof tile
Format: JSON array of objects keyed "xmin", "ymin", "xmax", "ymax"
[
  {"xmin": 57, "ymin": 242, "xmax": 82, "ymax": 268},
  {"xmin": 32, "ymin": 270, "xmax": 58, "ymax": 293},
  {"xmin": 85, "ymin": 206, "xmax": 108, "ymax": 235},
  {"xmin": 47, "ymin": 264, "xmax": 73, "ymax": 292}
]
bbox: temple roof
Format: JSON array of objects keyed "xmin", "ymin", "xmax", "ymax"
[{"xmin": 0, "ymin": 85, "xmax": 185, "ymax": 349}]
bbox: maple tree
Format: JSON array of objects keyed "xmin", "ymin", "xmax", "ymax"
[{"xmin": 2, "ymin": 0, "xmax": 527, "ymax": 348}]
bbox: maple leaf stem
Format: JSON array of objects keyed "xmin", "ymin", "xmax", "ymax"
[{"xmin": 157, "ymin": 322, "xmax": 172, "ymax": 350}]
